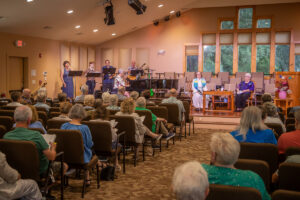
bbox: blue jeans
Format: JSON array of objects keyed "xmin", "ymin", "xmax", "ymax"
[{"xmin": 86, "ymin": 80, "xmax": 96, "ymax": 94}]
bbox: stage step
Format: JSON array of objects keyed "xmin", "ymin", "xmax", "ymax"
[{"xmin": 194, "ymin": 116, "xmax": 240, "ymax": 126}]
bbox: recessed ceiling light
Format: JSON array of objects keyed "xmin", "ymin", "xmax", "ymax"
[
  {"xmin": 75, "ymin": 25, "xmax": 80, "ymax": 29},
  {"xmin": 112, "ymin": 33, "xmax": 116, "ymax": 36},
  {"xmin": 170, "ymin": 10, "xmax": 175, "ymax": 14},
  {"xmin": 26, "ymin": 0, "xmax": 34, "ymax": 2},
  {"xmin": 67, "ymin": 10, "xmax": 74, "ymax": 14},
  {"xmin": 158, "ymin": 4, "xmax": 164, "ymax": 8},
  {"xmin": 93, "ymin": 29, "xmax": 98, "ymax": 33}
]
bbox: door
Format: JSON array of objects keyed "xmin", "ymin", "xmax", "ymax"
[{"xmin": 7, "ymin": 57, "xmax": 24, "ymax": 92}]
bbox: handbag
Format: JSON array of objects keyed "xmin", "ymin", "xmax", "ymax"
[{"xmin": 100, "ymin": 165, "xmax": 115, "ymax": 181}]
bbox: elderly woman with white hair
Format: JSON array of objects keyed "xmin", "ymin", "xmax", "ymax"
[
  {"xmin": 107, "ymin": 94, "xmax": 120, "ymax": 111},
  {"xmin": 130, "ymin": 91, "xmax": 139, "ymax": 101},
  {"xmin": 173, "ymin": 161, "xmax": 209, "ymax": 200},
  {"xmin": 34, "ymin": 92, "xmax": 50, "ymax": 113},
  {"xmin": 235, "ymin": 73, "xmax": 254, "ymax": 111},
  {"xmin": 202, "ymin": 132, "xmax": 271, "ymax": 200},
  {"xmin": 263, "ymin": 102, "xmax": 286, "ymax": 132},
  {"xmin": 102, "ymin": 92, "xmax": 111, "ymax": 106},
  {"xmin": 75, "ymin": 84, "xmax": 88, "ymax": 103},
  {"xmin": 230, "ymin": 106, "xmax": 277, "ymax": 144}
]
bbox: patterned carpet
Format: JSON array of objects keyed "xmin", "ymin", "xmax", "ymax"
[{"xmin": 52, "ymin": 128, "xmax": 229, "ymax": 200}]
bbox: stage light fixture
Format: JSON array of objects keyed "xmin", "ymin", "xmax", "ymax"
[
  {"xmin": 128, "ymin": 0, "xmax": 147, "ymax": 15},
  {"xmin": 176, "ymin": 11, "xmax": 181, "ymax": 17},
  {"xmin": 164, "ymin": 15, "xmax": 170, "ymax": 22},
  {"xmin": 153, "ymin": 20, "xmax": 159, "ymax": 26},
  {"xmin": 104, "ymin": 1, "xmax": 115, "ymax": 26}
]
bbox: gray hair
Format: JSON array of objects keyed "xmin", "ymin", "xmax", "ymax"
[
  {"xmin": 210, "ymin": 132, "xmax": 240, "ymax": 165},
  {"xmin": 81, "ymin": 85, "xmax": 88, "ymax": 95},
  {"xmin": 130, "ymin": 91, "xmax": 139, "ymax": 100},
  {"xmin": 238, "ymin": 106, "xmax": 268, "ymax": 140},
  {"xmin": 245, "ymin": 73, "xmax": 251, "ymax": 78},
  {"xmin": 84, "ymin": 95, "xmax": 95, "ymax": 107},
  {"xmin": 14, "ymin": 106, "xmax": 32, "ymax": 122},
  {"xmin": 263, "ymin": 102, "xmax": 278, "ymax": 117},
  {"xmin": 136, "ymin": 97, "xmax": 146, "ymax": 108},
  {"xmin": 102, "ymin": 92, "xmax": 111, "ymax": 104},
  {"xmin": 37, "ymin": 92, "xmax": 46, "ymax": 103},
  {"xmin": 109, "ymin": 94, "xmax": 118, "ymax": 106},
  {"xmin": 68, "ymin": 104, "xmax": 86, "ymax": 120},
  {"xmin": 173, "ymin": 161, "xmax": 209, "ymax": 200}
]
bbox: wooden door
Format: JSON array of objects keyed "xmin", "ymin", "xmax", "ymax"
[{"xmin": 7, "ymin": 57, "xmax": 24, "ymax": 92}]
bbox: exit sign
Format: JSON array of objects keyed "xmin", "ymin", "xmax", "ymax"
[{"xmin": 14, "ymin": 40, "xmax": 25, "ymax": 47}]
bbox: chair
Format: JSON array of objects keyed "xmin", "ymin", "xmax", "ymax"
[
  {"xmin": 47, "ymin": 119, "xmax": 69, "ymax": 129},
  {"xmin": 286, "ymin": 118, "xmax": 296, "ymax": 126},
  {"xmin": 206, "ymin": 83, "xmax": 216, "ymax": 91},
  {"xmin": 285, "ymin": 147, "xmax": 300, "ymax": 157},
  {"xmin": 210, "ymin": 78, "xmax": 222, "ymax": 86},
  {"xmin": 288, "ymin": 112, "xmax": 295, "ymax": 118},
  {"xmin": 264, "ymin": 83, "xmax": 276, "ymax": 96},
  {"xmin": 239, "ymin": 143, "xmax": 278, "ymax": 175},
  {"xmin": 0, "ymin": 110, "xmax": 14, "ymax": 117},
  {"xmin": 0, "ymin": 116, "xmax": 13, "ymax": 131},
  {"xmin": 184, "ymin": 72, "xmax": 196, "ymax": 82},
  {"xmin": 49, "ymin": 107, "xmax": 60, "ymax": 113},
  {"xmin": 235, "ymin": 72, "xmax": 247, "ymax": 81},
  {"xmin": 224, "ymin": 83, "xmax": 236, "ymax": 91},
  {"xmin": 206, "ymin": 184, "xmax": 262, "ymax": 200},
  {"xmin": 35, "ymin": 107, "xmax": 48, "ymax": 113},
  {"xmin": 49, "ymin": 112, "xmax": 61, "ymax": 118},
  {"xmin": 272, "ymin": 189, "xmax": 300, "ymax": 200},
  {"xmin": 201, "ymin": 72, "xmax": 212, "ymax": 82},
  {"xmin": 38, "ymin": 111, "xmax": 48, "ymax": 127},
  {"xmin": 218, "ymin": 72, "xmax": 230, "ymax": 84},
  {"xmin": 286, "ymin": 124, "xmax": 296, "ymax": 132},
  {"xmin": 278, "ymin": 112, "xmax": 285, "ymax": 124},
  {"xmin": 164, "ymin": 72, "xmax": 175, "ymax": 79},
  {"xmin": 251, "ymin": 72, "xmax": 264, "ymax": 79},
  {"xmin": 107, "ymin": 109, "xmax": 119, "ymax": 116},
  {"xmin": 0, "ymin": 125, "xmax": 7, "ymax": 138},
  {"xmin": 47, "ymin": 129, "xmax": 99, "ymax": 198},
  {"xmin": 278, "ymin": 162, "xmax": 300, "ymax": 191},
  {"xmin": 0, "ymin": 106, "xmax": 17, "ymax": 110},
  {"xmin": 230, "ymin": 77, "xmax": 242, "ymax": 87},
  {"xmin": 265, "ymin": 123, "xmax": 283, "ymax": 137},
  {"xmin": 182, "ymin": 101, "xmax": 194, "ymax": 136},
  {"xmin": 252, "ymin": 77, "xmax": 264, "ymax": 94},
  {"xmin": 234, "ymin": 159, "xmax": 270, "ymax": 191}
]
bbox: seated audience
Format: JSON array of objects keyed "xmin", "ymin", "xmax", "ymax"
[
  {"xmin": 34, "ymin": 92, "xmax": 50, "ymax": 113},
  {"xmin": 262, "ymin": 93, "xmax": 281, "ymax": 112},
  {"xmin": 75, "ymin": 84, "xmax": 88, "ymax": 103},
  {"xmin": 52, "ymin": 102, "xmax": 72, "ymax": 121},
  {"xmin": 141, "ymin": 90, "xmax": 155, "ymax": 105},
  {"xmin": 202, "ymin": 132, "xmax": 270, "ymax": 200},
  {"xmin": 162, "ymin": 88, "xmax": 185, "ymax": 122},
  {"xmin": 173, "ymin": 161, "xmax": 209, "ymax": 200},
  {"xmin": 4, "ymin": 106, "xmax": 56, "ymax": 175},
  {"xmin": 0, "ymin": 151, "xmax": 42, "ymax": 200},
  {"xmin": 117, "ymin": 86, "xmax": 127, "ymax": 101},
  {"xmin": 230, "ymin": 106, "xmax": 277, "ymax": 144},
  {"xmin": 272, "ymin": 154, "xmax": 300, "ymax": 183},
  {"xmin": 130, "ymin": 91, "xmax": 139, "ymax": 101},
  {"xmin": 58, "ymin": 92, "xmax": 67, "ymax": 103},
  {"xmin": 7, "ymin": 92, "xmax": 23, "ymax": 107},
  {"xmin": 263, "ymin": 102, "xmax": 286, "ymax": 132},
  {"xmin": 92, "ymin": 99, "xmax": 108, "ymax": 120},
  {"xmin": 116, "ymin": 98, "xmax": 162, "ymax": 156},
  {"xmin": 84, "ymin": 95, "xmax": 95, "ymax": 111},
  {"xmin": 235, "ymin": 73, "xmax": 254, "ymax": 111},
  {"xmin": 136, "ymin": 97, "xmax": 175, "ymax": 139},
  {"xmin": 107, "ymin": 94, "xmax": 120, "ymax": 111},
  {"xmin": 102, "ymin": 92, "xmax": 111, "ymax": 106},
  {"xmin": 21, "ymin": 88, "xmax": 32, "ymax": 104},
  {"xmin": 278, "ymin": 109, "xmax": 300, "ymax": 154},
  {"xmin": 61, "ymin": 104, "xmax": 94, "ymax": 185}
]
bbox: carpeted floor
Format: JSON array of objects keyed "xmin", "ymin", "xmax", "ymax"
[{"xmin": 52, "ymin": 128, "xmax": 230, "ymax": 200}]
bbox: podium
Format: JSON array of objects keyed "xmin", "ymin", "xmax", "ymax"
[
  {"xmin": 86, "ymin": 72, "xmax": 101, "ymax": 78},
  {"xmin": 68, "ymin": 70, "xmax": 83, "ymax": 97}
]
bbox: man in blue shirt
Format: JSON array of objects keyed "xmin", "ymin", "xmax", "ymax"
[{"xmin": 102, "ymin": 60, "xmax": 115, "ymax": 92}]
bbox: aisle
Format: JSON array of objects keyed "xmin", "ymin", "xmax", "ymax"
[{"xmin": 53, "ymin": 128, "xmax": 228, "ymax": 200}]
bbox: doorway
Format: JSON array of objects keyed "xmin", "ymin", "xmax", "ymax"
[{"xmin": 7, "ymin": 56, "xmax": 28, "ymax": 94}]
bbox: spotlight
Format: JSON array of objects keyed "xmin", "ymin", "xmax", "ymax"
[
  {"xmin": 153, "ymin": 20, "xmax": 159, "ymax": 26},
  {"xmin": 104, "ymin": 1, "xmax": 115, "ymax": 26},
  {"xmin": 176, "ymin": 11, "xmax": 181, "ymax": 17},
  {"xmin": 128, "ymin": 0, "xmax": 147, "ymax": 15},
  {"xmin": 164, "ymin": 15, "xmax": 170, "ymax": 22}
]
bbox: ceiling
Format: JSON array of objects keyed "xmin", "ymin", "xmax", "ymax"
[{"xmin": 0, "ymin": 0, "xmax": 299, "ymax": 45}]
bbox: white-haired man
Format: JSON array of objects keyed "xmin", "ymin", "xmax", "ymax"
[
  {"xmin": 235, "ymin": 73, "xmax": 254, "ymax": 111},
  {"xmin": 173, "ymin": 161, "xmax": 209, "ymax": 200},
  {"xmin": 34, "ymin": 92, "xmax": 50, "ymax": 113},
  {"xmin": 75, "ymin": 84, "xmax": 89, "ymax": 103},
  {"xmin": 202, "ymin": 132, "xmax": 270, "ymax": 200},
  {"xmin": 162, "ymin": 88, "xmax": 185, "ymax": 122},
  {"xmin": 21, "ymin": 88, "xmax": 32, "ymax": 104}
]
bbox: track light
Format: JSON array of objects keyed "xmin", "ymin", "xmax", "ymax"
[
  {"xmin": 176, "ymin": 11, "xmax": 181, "ymax": 17},
  {"xmin": 153, "ymin": 20, "xmax": 159, "ymax": 26},
  {"xmin": 104, "ymin": 1, "xmax": 115, "ymax": 25},
  {"xmin": 128, "ymin": 0, "xmax": 147, "ymax": 15},
  {"xmin": 164, "ymin": 15, "xmax": 170, "ymax": 22}
]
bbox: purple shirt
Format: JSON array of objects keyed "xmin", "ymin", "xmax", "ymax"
[{"xmin": 239, "ymin": 81, "xmax": 254, "ymax": 92}]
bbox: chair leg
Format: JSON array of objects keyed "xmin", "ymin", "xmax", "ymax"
[
  {"xmin": 189, "ymin": 122, "xmax": 191, "ymax": 136},
  {"xmin": 82, "ymin": 170, "xmax": 87, "ymax": 198},
  {"xmin": 134, "ymin": 146, "xmax": 137, "ymax": 167},
  {"xmin": 96, "ymin": 164, "xmax": 100, "ymax": 189},
  {"xmin": 160, "ymin": 138, "xmax": 162, "ymax": 152},
  {"xmin": 60, "ymin": 157, "xmax": 64, "ymax": 200},
  {"xmin": 193, "ymin": 120, "xmax": 195, "ymax": 134},
  {"xmin": 142, "ymin": 143, "xmax": 145, "ymax": 161},
  {"xmin": 123, "ymin": 145, "xmax": 126, "ymax": 174},
  {"xmin": 185, "ymin": 123, "xmax": 187, "ymax": 138}
]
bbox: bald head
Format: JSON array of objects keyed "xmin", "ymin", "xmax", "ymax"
[
  {"xmin": 22, "ymin": 88, "xmax": 31, "ymax": 98},
  {"xmin": 169, "ymin": 88, "xmax": 177, "ymax": 97}
]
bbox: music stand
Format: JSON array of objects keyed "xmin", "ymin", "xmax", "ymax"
[
  {"xmin": 86, "ymin": 72, "xmax": 101, "ymax": 78},
  {"xmin": 102, "ymin": 68, "xmax": 116, "ymax": 75},
  {"xmin": 68, "ymin": 70, "xmax": 83, "ymax": 97},
  {"xmin": 130, "ymin": 69, "xmax": 144, "ymax": 76}
]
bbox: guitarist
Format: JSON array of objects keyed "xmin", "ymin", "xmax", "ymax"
[{"xmin": 102, "ymin": 59, "xmax": 115, "ymax": 92}]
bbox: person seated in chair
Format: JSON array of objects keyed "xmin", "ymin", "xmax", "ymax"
[
  {"xmin": 235, "ymin": 73, "xmax": 254, "ymax": 111},
  {"xmin": 102, "ymin": 92, "xmax": 111, "ymax": 107},
  {"xmin": 21, "ymin": 88, "xmax": 32, "ymax": 105},
  {"xmin": 173, "ymin": 161, "xmax": 209, "ymax": 200},
  {"xmin": 141, "ymin": 90, "xmax": 155, "ymax": 105},
  {"xmin": 202, "ymin": 132, "xmax": 271, "ymax": 200},
  {"xmin": 192, "ymin": 72, "xmax": 209, "ymax": 111},
  {"xmin": 263, "ymin": 102, "xmax": 286, "ymax": 132},
  {"xmin": 34, "ymin": 92, "xmax": 50, "ymax": 113},
  {"xmin": 230, "ymin": 106, "xmax": 277, "ymax": 145},
  {"xmin": 117, "ymin": 86, "xmax": 128, "ymax": 101},
  {"xmin": 52, "ymin": 102, "xmax": 72, "ymax": 121},
  {"xmin": 135, "ymin": 97, "xmax": 175, "ymax": 140},
  {"xmin": 162, "ymin": 88, "xmax": 185, "ymax": 122},
  {"xmin": 75, "ymin": 85, "xmax": 88, "ymax": 103},
  {"xmin": 130, "ymin": 91, "xmax": 139, "ymax": 101},
  {"xmin": 107, "ymin": 94, "xmax": 120, "ymax": 111},
  {"xmin": 7, "ymin": 92, "xmax": 23, "ymax": 107},
  {"xmin": 0, "ymin": 151, "xmax": 42, "ymax": 200},
  {"xmin": 4, "ymin": 106, "xmax": 57, "ymax": 175}
]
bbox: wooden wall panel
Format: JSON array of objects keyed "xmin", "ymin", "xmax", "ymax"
[
  {"xmin": 70, "ymin": 45, "xmax": 79, "ymax": 70},
  {"xmin": 79, "ymin": 47, "xmax": 88, "ymax": 71}
]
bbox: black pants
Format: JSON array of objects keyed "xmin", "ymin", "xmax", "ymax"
[
  {"xmin": 86, "ymin": 80, "xmax": 96, "ymax": 94},
  {"xmin": 102, "ymin": 82, "xmax": 113, "ymax": 93},
  {"xmin": 235, "ymin": 92, "xmax": 251, "ymax": 109}
]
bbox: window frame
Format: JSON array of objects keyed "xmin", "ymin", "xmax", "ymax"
[
  {"xmin": 255, "ymin": 16, "xmax": 273, "ymax": 30},
  {"xmin": 236, "ymin": 6, "xmax": 255, "ymax": 30},
  {"xmin": 184, "ymin": 43, "xmax": 200, "ymax": 72}
]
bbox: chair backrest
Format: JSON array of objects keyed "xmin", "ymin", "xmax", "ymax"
[
  {"xmin": 164, "ymin": 72, "xmax": 175, "ymax": 79},
  {"xmin": 206, "ymin": 184, "xmax": 262, "ymax": 200},
  {"xmin": 252, "ymin": 77, "xmax": 264, "ymax": 92},
  {"xmin": 234, "ymin": 159, "xmax": 270, "ymax": 190},
  {"xmin": 239, "ymin": 142, "xmax": 278, "ymax": 174},
  {"xmin": 210, "ymin": 78, "xmax": 222, "ymax": 86},
  {"xmin": 0, "ymin": 110, "xmax": 14, "ymax": 117},
  {"xmin": 37, "ymin": 111, "xmax": 47, "ymax": 127},
  {"xmin": 286, "ymin": 124, "xmax": 296, "ymax": 132},
  {"xmin": 218, "ymin": 72, "xmax": 230, "ymax": 83},
  {"xmin": 272, "ymin": 189, "xmax": 300, "ymax": 200},
  {"xmin": 201, "ymin": 72, "xmax": 212, "ymax": 82},
  {"xmin": 147, "ymin": 106, "xmax": 168, "ymax": 120},
  {"xmin": 159, "ymin": 103, "xmax": 180, "ymax": 125},
  {"xmin": 285, "ymin": 147, "xmax": 300, "ymax": 157},
  {"xmin": 135, "ymin": 110, "xmax": 153, "ymax": 131},
  {"xmin": 47, "ymin": 119, "xmax": 69, "ymax": 129},
  {"xmin": 279, "ymin": 162, "xmax": 300, "ymax": 191},
  {"xmin": 0, "ymin": 125, "xmax": 7, "ymax": 138},
  {"xmin": 206, "ymin": 83, "xmax": 216, "ymax": 91},
  {"xmin": 48, "ymin": 129, "xmax": 85, "ymax": 165},
  {"xmin": 265, "ymin": 123, "xmax": 283, "ymax": 136},
  {"xmin": 230, "ymin": 77, "xmax": 242, "ymax": 86},
  {"xmin": 107, "ymin": 109, "xmax": 119, "ymax": 116},
  {"xmin": 36, "ymin": 107, "xmax": 47, "ymax": 113},
  {"xmin": 0, "ymin": 116, "xmax": 13, "ymax": 131},
  {"xmin": 0, "ymin": 106, "xmax": 17, "ymax": 110},
  {"xmin": 184, "ymin": 72, "xmax": 196, "ymax": 82},
  {"xmin": 235, "ymin": 72, "xmax": 246, "ymax": 81},
  {"xmin": 0, "ymin": 139, "xmax": 40, "ymax": 181},
  {"xmin": 49, "ymin": 112, "xmax": 61, "ymax": 118},
  {"xmin": 286, "ymin": 118, "xmax": 296, "ymax": 126},
  {"xmin": 49, "ymin": 107, "xmax": 60, "ymax": 113},
  {"xmin": 109, "ymin": 115, "xmax": 136, "ymax": 144},
  {"xmin": 224, "ymin": 83, "xmax": 236, "ymax": 91},
  {"xmin": 264, "ymin": 83, "xmax": 276, "ymax": 95},
  {"xmin": 278, "ymin": 112, "xmax": 285, "ymax": 124},
  {"xmin": 82, "ymin": 121, "xmax": 112, "ymax": 155},
  {"xmin": 182, "ymin": 101, "xmax": 191, "ymax": 122},
  {"xmin": 252, "ymin": 72, "xmax": 264, "ymax": 79}
]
